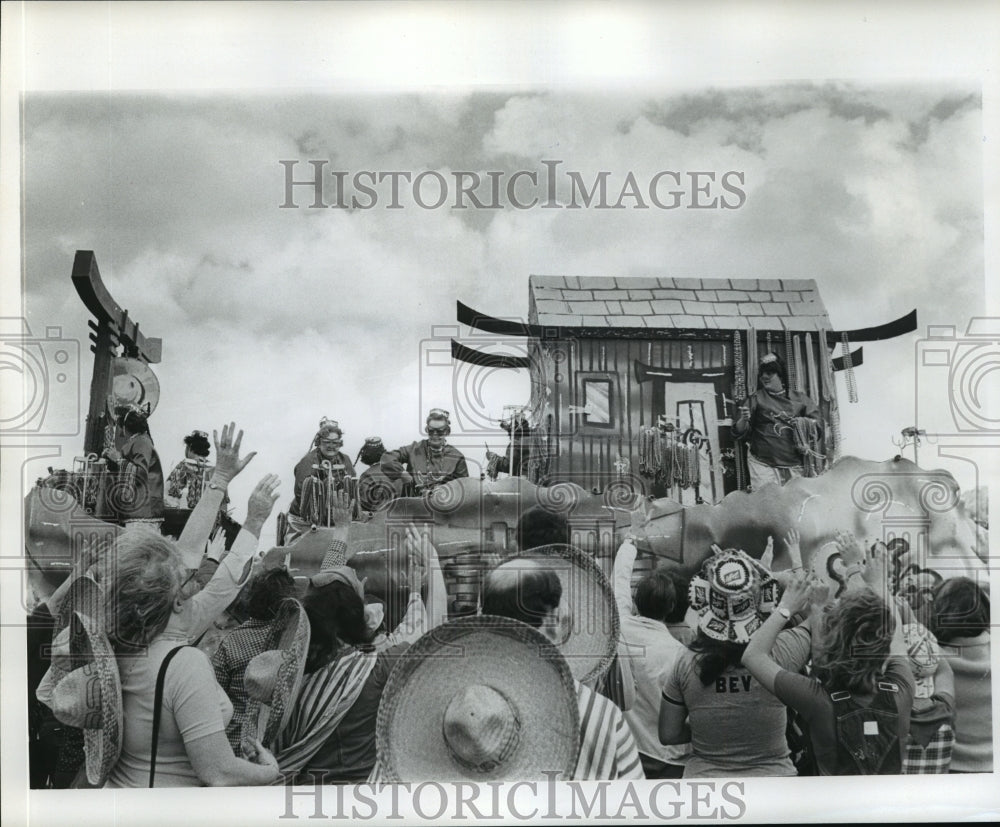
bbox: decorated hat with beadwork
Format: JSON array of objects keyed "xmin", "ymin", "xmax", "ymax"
[{"xmin": 688, "ymin": 548, "xmax": 779, "ymax": 643}]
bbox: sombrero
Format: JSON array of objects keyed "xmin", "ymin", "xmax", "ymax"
[
  {"xmin": 494, "ymin": 544, "xmax": 619, "ymax": 683},
  {"xmin": 109, "ymin": 356, "xmax": 160, "ymax": 415},
  {"xmin": 55, "ymin": 572, "xmax": 105, "ymax": 635},
  {"xmin": 239, "ymin": 599, "xmax": 310, "ymax": 756},
  {"xmin": 688, "ymin": 548, "xmax": 779, "ymax": 643},
  {"xmin": 49, "ymin": 609, "xmax": 122, "ymax": 787},
  {"xmin": 43, "ymin": 573, "xmax": 107, "ymax": 700},
  {"xmin": 376, "ymin": 615, "xmax": 579, "ymax": 782}
]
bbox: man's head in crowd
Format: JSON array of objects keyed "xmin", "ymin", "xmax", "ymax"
[
  {"xmin": 634, "ymin": 564, "xmax": 690, "ymax": 625},
  {"xmin": 929, "ymin": 576, "xmax": 990, "ymax": 643},
  {"xmin": 482, "ymin": 558, "xmax": 569, "ymax": 645},
  {"xmin": 516, "ymin": 506, "xmax": 570, "ymax": 551}
]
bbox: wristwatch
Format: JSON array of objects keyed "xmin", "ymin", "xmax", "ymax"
[
  {"xmin": 776, "ymin": 606, "xmax": 792, "ymax": 620},
  {"xmin": 207, "ymin": 480, "xmax": 227, "ymax": 492}
]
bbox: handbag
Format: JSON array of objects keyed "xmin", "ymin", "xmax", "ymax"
[{"xmin": 149, "ymin": 646, "xmax": 191, "ymax": 787}]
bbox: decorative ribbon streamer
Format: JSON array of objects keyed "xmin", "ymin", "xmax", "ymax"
[
  {"xmin": 746, "ymin": 328, "xmax": 758, "ymax": 396},
  {"xmin": 733, "ymin": 330, "xmax": 745, "ymax": 403},
  {"xmin": 793, "ymin": 334, "xmax": 805, "ymax": 394},
  {"xmin": 805, "ymin": 332, "xmax": 819, "ymax": 403},
  {"xmin": 784, "ymin": 330, "xmax": 797, "ymax": 392},
  {"xmin": 841, "ymin": 332, "xmax": 858, "ymax": 403},
  {"xmin": 819, "ymin": 331, "xmax": 842, "ymax": 459}
]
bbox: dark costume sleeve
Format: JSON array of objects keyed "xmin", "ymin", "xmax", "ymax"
[
  {"xmin": 794, "ymin": 390, "xmax": 821, "ymax": 423},
  {"xmin": 339, "ymin": 452, "xmax": 357, "ymax": 478},
  {"xmin": 380, "ymin": 444, "xmax": 412, "ymax": 481},
  {"xmin": 291, "ymin": 452, "xmax": 315, "ymax": 514}
]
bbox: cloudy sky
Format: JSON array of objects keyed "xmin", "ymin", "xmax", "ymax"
[{"xmin": 16, "ymin": 81, "xmax": 986, "ymax": 516}]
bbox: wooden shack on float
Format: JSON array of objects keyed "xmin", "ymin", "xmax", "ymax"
[{"xmin": 453, "ymin": 276, "xmax": 916, "ymax": 504}]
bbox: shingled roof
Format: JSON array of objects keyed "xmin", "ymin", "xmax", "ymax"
[{"xmin": 528, "ymin": 276, "xmax": 831, "ymax": 332}]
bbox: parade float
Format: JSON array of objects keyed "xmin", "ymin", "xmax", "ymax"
[{"xmin": 24, "ymin": 253, "xmax": 988, "ymax": 623}]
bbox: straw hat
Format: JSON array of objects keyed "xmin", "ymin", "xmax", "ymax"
[
  {"xmin": 110, "ymin": 357, "xmax": 160, "ymax": 415},
  {"xmin": 495, "ymin": 544, "xmax": 619, "ymax": 683},
  {"xmin": 55, "ymin": 572, "xmax": 105, "ymax": 636},
  {"xmin": 49, "ymin": 609, "xmax": 122, "ymax": 787},
  {"xmin": 239, "ymin": 599, "xmax": 310, "ymax": 755},
  {"xmin": 688, "ymin": 548, "xmax": 779, "ymax": 643},
  {"xmin": 376, "ymin": 615, "xmax": 579, "ymax": 781}
]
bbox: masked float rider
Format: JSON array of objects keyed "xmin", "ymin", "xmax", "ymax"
[
  {"xmin": 380, "ymin": 409, "xmax": 469, "ymax": 495},
  {"xmin": 732, "ymin": 353, "xmax": 821, "ymax": 488},
  {"xmin": 288, "ymin": 419, "xmax": 357, "ymax": 531}
]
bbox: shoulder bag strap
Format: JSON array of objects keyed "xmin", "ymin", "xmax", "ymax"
[{"xmin": 149, "ymin": 645, "xmax": 191, "ymax": 788}]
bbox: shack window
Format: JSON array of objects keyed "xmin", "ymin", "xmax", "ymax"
[{"xmin": 582, "ymin": 379, "xmax": 612, "ymax": 426}]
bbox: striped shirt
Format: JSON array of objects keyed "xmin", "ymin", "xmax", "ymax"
[
  {"xmin": 369, "ymin": 679, "xmax": 643, "ymax": 781},
  {"xmin": 573, "ymin": 680, "xmax": 644, "ymax": 780}
]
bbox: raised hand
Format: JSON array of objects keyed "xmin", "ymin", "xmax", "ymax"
[
  {"xmin": 834, "ymin": 529, "xmax": 864, "ymax": 568},
  {"xmin": 777, "ymin": 569, "xmax": 812, "ymax": 616},
  {"xmin": 246, "ymin": 474, "xmax": 281, "ymax": 526},
  {"xmin": 863, "ymin": 539, "xmax": 890, "ymax": 596},
  {"xmin": 212, "ymin": 422, "xmax": 257, "ymax": 484},
  {"xmin": 784, "ymin": 528, "xmax": 802, "ymax": 569},
  {"xmin": 330, "ymin": 489, "xmax": 352, "ymax": 526},
  {"xmin": 761, "ymin": 535, "xmax": 775, "ymax": 570}
]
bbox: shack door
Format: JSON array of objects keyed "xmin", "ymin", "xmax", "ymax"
[
  {"xmin": 662, "ymin": 384, "xmax": 724, "ymax": 504},
  {"xmin": 634, "ymin": 362, "xmax": 734, "ymax": 505}
]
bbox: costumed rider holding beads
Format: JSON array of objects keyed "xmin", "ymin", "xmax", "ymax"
[
  {"xmin": 287, "ymin": 418, "xmax": 357, "ymax": 535},
  {"xmin": 380, "ymin": 408, "xmax": 469, "ymax": 495},
  {"xmin": 732, "ymin": 353, "xmax": 822, "ymax": 489},
  {"xmin": 102, "ymin": 404, "xmax": 165, "ymax": 526}
]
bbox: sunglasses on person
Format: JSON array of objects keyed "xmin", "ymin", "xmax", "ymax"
[{"xmin": 426, "ymin": 427, "xmax": 449, "ymax": 437}]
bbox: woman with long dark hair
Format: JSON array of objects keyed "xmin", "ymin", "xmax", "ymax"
[
  {"xmin": 658, "ymin": 547, "xmax": 812, "ymax": 777},
  {"xmin": 742, "ymin": 546, "xmax": 916, "ymax": 775}
]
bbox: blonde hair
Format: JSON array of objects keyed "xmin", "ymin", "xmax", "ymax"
[{"xmin": 103, "ymin": 527, "xmax": 184, "ymax": 653}]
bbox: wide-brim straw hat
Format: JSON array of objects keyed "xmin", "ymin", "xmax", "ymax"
[
  {"xmin": 495, "ymin": 544, "xmax": 619, "ymax": 684},
  {"xmin": 50, "ymin": 609, "xmax": 122, "ymax": 787},
  {"xmin": 240, "ymin": 599, "xmax": 310, "ymax": 754},
  {"xmin": 55, "ymin": 572, "xmax": 104, "ymax": 636},
  {"xmin": 689, "ymin": 548, "xmax": 779, "ymax": 643},
  {"xmin": 376, "ymin": 615, "xmax": 579, "ymax": 782}
]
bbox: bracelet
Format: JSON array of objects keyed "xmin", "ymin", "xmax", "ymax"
[{"xmin": 776, "ymin": 606, "xmax": 792, "ymax": 620}]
